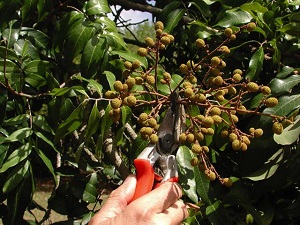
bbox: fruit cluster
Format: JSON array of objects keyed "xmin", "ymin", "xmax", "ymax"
[{"xmin": 104, "ymin": 21, "xmax": 288, "ymax": 184}]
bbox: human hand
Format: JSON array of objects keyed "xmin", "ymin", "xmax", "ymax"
[{"xmin": 88, "ymin": 174, "xmax": 188, "ymax": 225}]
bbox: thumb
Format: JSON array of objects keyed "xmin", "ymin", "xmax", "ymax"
[{"xmin": 89, "ymin": 175, "xmax": 137, "ymax": 224}]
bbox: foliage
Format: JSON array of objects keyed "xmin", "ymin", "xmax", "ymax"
[{"xmin": 0, "ymin": 0, "xmax": 299, "ymax": 225}]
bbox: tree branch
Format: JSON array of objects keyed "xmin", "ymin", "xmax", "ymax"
[{"xmin": 108, "ymin": 0, "xmax": 194, "ymax": 23}]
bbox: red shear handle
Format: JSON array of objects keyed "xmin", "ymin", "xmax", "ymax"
[{"xmin": 130, "ymin": 159, "xmax": 155, "ymax": 202}]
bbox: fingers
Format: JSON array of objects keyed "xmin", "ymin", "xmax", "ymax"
[
  {"xmin": 131, "ymin": 181, "xmax": 183, "ymax": 213},
  {"xmin": 159, "ymin": 199, "xmax": 189, "ymax": 225}
]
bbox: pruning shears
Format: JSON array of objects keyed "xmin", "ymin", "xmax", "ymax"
[{"xmin": 130, "ymin": 92, "xmax": 185, "ymax": 202}]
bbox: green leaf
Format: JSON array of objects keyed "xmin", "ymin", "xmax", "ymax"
[
  {"xmin": 106, "ymin": 31, "xmax": 127, "ymax": 50},
  {"xmin": 71, "ymin": 173, "xmax": 98, "ymax": 203},
  {"xmin": 34, "ymin": 131, "xmax": 60, "ymax": 154},
  {"xmin": 121, "ymin": 106, "xmax": 131, "ymax": 125},
  {"xmin": 177, "ymin": 146, "xmax": 198, "ymax": 203},
  {"xmin": 0, "ymin": 144, "xmax": 9, "ymax": 168},
  {"xmin": 85, "ymin": 103, "xmax": 101, "ymax": 141},
  {"xmin": 65, "ymin": 22, "xmax": 96, "ymax": 64},
  {"xmin": 104, "ymin": 71, "xmax": 116, "ymax": 90},
  {"xmin": 80, "ymin": 36, "xmax": 107, "ymax": 78},
  {"xmin": 55, "ymin": 103, "xmax": 85, "ymax": 143},
  {"xmin": 206, "ymin": 200, "xmax": 232, "ymax": 224},
  {"xmin": 75, "ymin": 76, "xmax": 103, "ymax": 96},
  {"xmin": 215, "ymin": 10, "xmax": 252, "ymax": 27},
  {"xmin": 53, "ymin": 11, "xmax": 84, "ymax": 50},
  {"xmin": 263, "ymin": 94, "xmax": 300, "ymax": 117},
  {"xmin": 6, "ymin": 166, "xmax": 32, "ymax": 225},
  {"xmin": 85, "ymin": 0, "xmax": 110, "ymax": 15},
  {"xmin": 245, "ymin": 47, "xmax": 264, "ymax": 81},
  {"xmin": 276, "ymin": 66, "xmax": 294, "ymax": 79},
  {"xmin": 164, "ymin": 9, "xmax": 185, "ymax": 33},
  {"xmin": 23, "ymin": 59, "xmax": 52, "ymax": 74},
  {"xmin": 32, "ymin": 115, "xmax": 54, "ymax": 134},
  {"xmin": 111, "ymin": 50, "xmax": 148, "ymax": 69},
  {"xmin": 24, "ymin": 73, "xmax": 47, "ymax": 88},
  {"xmin": 3, "ymin": 128, "xmax": 33, "ymax": 143},
  {"xmin": 34, "ymin": 146, "xmax": 57, "ymax": 184},
  {"xmin": 22, "ymin": 27, "xmax": 49, "ymax": 50},
  {"xmin": 195, "ymin": 166, "xmax": 211, "ymax": 205},
  {"xmin": 0, "ymin": 143, "xmax": 32, "ymax": 173},
  {"xmin": 0, "ymin": 46, "xmax": 18, "ymax": 60},
  {"xmin": 14, "ymin": 39, "xmax": 39, "ymax": 59},
  {"xmin": 274, "ymin": 116, "xmax": 300, "ymax": 145},
  {"xmin": 37, "ymin": 0, "xmax": 52, "ymax": 21},
  {"xmin": 21, "ymin": 0, "xmax": 37, "ymax": 23},
  {"xmin": 269, "ymin": 75, "xmax": 300, "ymax": 95},
  {"xmin": 0, "ymin": 0, "xmax": 20, "ymax": 28},
  {"xmin": 240, "ymin": 2, "xmax": 268, "ymax": 13},
  {"xmin": 244, "ymin": 148, "xmax": 284, "ymax": 181},
  {"xmin": 3, "ymin": 114, "xmax": 29, "ymax": 126},
  {"xmin": 3, "ymin": 160, "xmax": 30, "ymax": 193}
]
